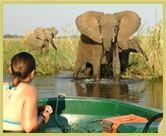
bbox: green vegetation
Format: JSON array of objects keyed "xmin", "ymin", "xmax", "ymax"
[
  {"xmin": 3, "ymin": 34, "xmax": 23, "ymax": 38},
  {"xmin": 3, "ymin": 36, "xmax": 78, "ymax": 75},
  {"xmin": 3, "ymin": 20, "xmax": 163, "ymax": 80},
  {"xmin": 123, "ymin": 20, "xmax": 163, "ymax": 80}
]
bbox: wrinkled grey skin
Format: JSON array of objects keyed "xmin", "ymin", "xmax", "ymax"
[
  {"xmin": 74, "ymin": 11, "xmax": 148, "ymax": 81},
  {"xmin": 84, "ymin": 37, "xmax": 148, "ymax": 77},
  {"xmin": 27, "ymin": 27, "xmax": 58, "ymax": 55},
  {"xmin": 119, "ymin": 37, "xmax": 148, "ymax": 72},
  {"xmin": 106, "ymin": 36, "xmax": 148, "ymax": 72}
]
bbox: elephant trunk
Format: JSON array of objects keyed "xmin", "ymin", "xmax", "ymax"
[
  {"xmin": 132, "ymin": 37, "xmax": 148, "ymax": 61},
  {"xmin": 102, "ymin": 29, "xmax": 115, "ymax": 52},
  {"xmin": 103, "ymin": 41, "xmax": 112, "ymax": 52},
  {"xmin": 50, "ymin": 39, "xmax": 57, "ymax": 50},
  {"xmin": 102, "ymin": 35, "xmax": 114, "ymax": 52}
]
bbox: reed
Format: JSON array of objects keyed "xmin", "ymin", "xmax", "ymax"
[
  {"xmin": 3, "ymin": 21, "xmax": 163, "ymax": 80},
  {"xmin": 22, "ymin": 29, "xmax": 33, "ymax": 45},
  {"xmin": 123, "ymin": 20, "xmax": 163, "ymax": 80},
  {"xmin": 3, "ymin": 33, "xmax": 78, "ymax": 75}
]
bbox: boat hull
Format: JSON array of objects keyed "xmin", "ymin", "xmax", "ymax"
[{"xmin": 35, "ymin": 97, "xmax": 161, "ymax": 133}]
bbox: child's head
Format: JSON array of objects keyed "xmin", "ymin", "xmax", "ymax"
[{"xmin": 10, "ymin": 52, "xmax": 36, "ymax": 88}]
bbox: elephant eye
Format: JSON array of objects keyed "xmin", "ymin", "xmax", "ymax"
[{"xmin": 114, "ymin": 25, "xmax": 119, "ymax": 33}]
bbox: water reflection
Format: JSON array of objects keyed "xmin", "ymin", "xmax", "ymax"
[
  {"xmin": 75, "ymin": 82, "xmax": 143, "ymax": 103},
  {"xmin": 75, "ymin": 83, "xmax": 129, "ymax": 99},
  {"xmin": 143, "ymin": 81, "xmax": 163, "ymax": 110},
  {"xmin": 74, "ymin": 80, "xmax": 163, "ymax": 110},
  {"xmin": 3, "ymin": 72, "xmax": 163, "ymax": 110}
]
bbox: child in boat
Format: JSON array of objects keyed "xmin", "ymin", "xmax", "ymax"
[{"xmin": 3, "ymin": 52, "xmax": 53, "ymax": 133}]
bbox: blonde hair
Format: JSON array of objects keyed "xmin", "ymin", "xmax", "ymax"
[{"xmin": 10, "ymin": 52, "xmax": 36, "ymax": 88}]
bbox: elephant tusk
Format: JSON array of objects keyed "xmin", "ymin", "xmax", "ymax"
[
  {"xmin": 112, "ymin": 37, "xmax": 115, "ymax": 42},
  {"xmin": 100, "ymin": 36, "xmax": 103, "ymax": 39}
]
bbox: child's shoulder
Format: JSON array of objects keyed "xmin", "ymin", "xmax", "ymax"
[
  {"xmin": 3, "ymin": 82, "xmax": 8, "ymax": 85},
  {"xmin": 20, "ymin": 83, "xmax": 37, "ymax": 98},
  {"xmin": 20, "ymin": 82, "xmax": 36, "ymax": 92},
  {"xmin": 19, "ymin": 83, "xmax": 37, "ymax": 100}
]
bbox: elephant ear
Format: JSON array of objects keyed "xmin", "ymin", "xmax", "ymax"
[
  {"xmin": 34, "ymin": 28, "xmax": 45, "ymax": 40},
  {"xmin": 76, "ymin": 11, "xmax": 104, "ymax": 44},
  {"xmin": 47, "ymin": 27, "xmax": 58, "ymax": 38}
]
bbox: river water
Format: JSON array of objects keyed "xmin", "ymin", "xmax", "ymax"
[{"xmin": 3, "ymin": 72, "xmax": 163, "ymax": 110}]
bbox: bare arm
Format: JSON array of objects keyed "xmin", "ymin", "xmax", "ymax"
[{"xmin": 21, "ymin": 86, "xmax": 47, "ymax": 133}]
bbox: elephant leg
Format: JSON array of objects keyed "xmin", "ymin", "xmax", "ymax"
[
  {"xmin": 73, "ymin": 61, "xmax": 85, "ymax": 78},
  {"xmin": 119, "ymin": 50, "xmax": 129, "ymax": 72},
  {"xmin": 112, "ymin": 43, "xmax": 121, "ymax": 82},
  {"xmin": 92, "ymin": 62, "xmax": 101, "ymax": 82},
  {"xmin": 39, "ymin": 46, "xmax": 44, "ymax": 56},
  {"xmin": 44, "ymin": 41, "xmax": 49, "ymax": 55},
  {"xmin": 73, "ymin": 52, "xmax": 85, "ymax": 78},
  {"xmin": 84, "ymin": 63, "xmax": 93, "ymax": 78},
  {"xmin": 73, "ymin": 60, "xmax": 85, "ymax": 78}
]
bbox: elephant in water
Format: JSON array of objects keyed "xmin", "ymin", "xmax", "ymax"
[
  {"xmin": 73, "ymin": 11, "xmax": 148, "ymax": 82},
  {"xmin": 84, "ymin": 37, "xmax": 149, "ymax": 77},
  {"xmin": 27, "ymin": 27, "xmax": 58, "ymax": 55},
  {"xmin": 118, "ymin": 37, "xmax": 148, "ymax": 72}
]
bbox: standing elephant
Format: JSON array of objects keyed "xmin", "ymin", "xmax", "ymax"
[
  {"xmin": 118, "ymin": 37, "xmax": 148, "ymax": 72},
  {"xmin": 73, "ymin": 11, "xmax": 148, "ymax": 82},
  {"xmin": 27, "ymin": 27, "xmax": 58, "ymax": 55},
  {"xmin": 84, "ymin": 36, "xmax": 149, "ymax": 78}
]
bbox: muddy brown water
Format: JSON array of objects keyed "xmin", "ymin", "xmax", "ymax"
[{"xmin": 3, "ymin": 71, "xmax": 163, "ymax": 110}]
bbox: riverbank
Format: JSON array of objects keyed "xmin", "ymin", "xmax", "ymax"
[{"xmin": 3, "ymin": 21, "xmax": 163, "ymax": 80}]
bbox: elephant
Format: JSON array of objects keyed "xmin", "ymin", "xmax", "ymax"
[
  {"xmin": 73, "ymin": 11, "xmax": 148, "ymax": 81},
  {"xmin": 118, "ymin": 36, "xmax": 148, "ymax": 72},
  {"xmin": 27, "ymin": 27, "xmax": 58, "ymax": 55},
  {"xmin": 84, "ymin": 36, "xmax": 148, "ymax": 78}
]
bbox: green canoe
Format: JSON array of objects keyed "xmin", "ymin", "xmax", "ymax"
[{"xmin": 34, "ymin": 96, "xmax": 162, "ymax": 133}]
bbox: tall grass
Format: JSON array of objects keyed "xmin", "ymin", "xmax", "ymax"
[
  {"xmin": 3, "ymin": 35, "xmax": 78, "ymax": 75},
  {"xmin": 3, "ymin": 21, "xmax": 163, "ymax": 80},
  {"xmin": 123, "ymin": 20, "xmax": 163, "ymax": 80},
  {"xmin": 22, "ymin": 29, "xmax": 33, "ymax": 45}
]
